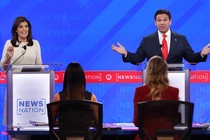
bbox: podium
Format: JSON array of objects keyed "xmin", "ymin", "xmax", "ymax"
[
  {"xmin": 6, "ymin": 65, "xmax": 55, "ymax": 130},
  {"xmin": 142, "ymin": 64, "xmax": 190, "ymax": 101}
]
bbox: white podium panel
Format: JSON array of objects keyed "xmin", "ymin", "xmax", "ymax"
[
  {"xmin": 6, "ymin": 71, "xmax": 54, "ymax": 129},
  {"xmin": 143, "ymin": 69, "xmax": 190, "ymax": 101}
]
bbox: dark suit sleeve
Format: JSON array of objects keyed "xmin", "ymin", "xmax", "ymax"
[
  {"xmin": 173, "ymin": 35, "xmax": 207, "ymax": 63},
  {"xmin": 122, "ymin": 38, "xmax": 147, "ymax": 65},
  {"xmin": 182, "ymin": 36, "xmax": 207, "ymax": 63},
  {"xmin": 122, "ymin": 32, "xmax": 162, "ymax": 65}
]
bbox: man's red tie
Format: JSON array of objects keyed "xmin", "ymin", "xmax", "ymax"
[{"xmin": 162, "ymin": 34, "xmax": 168, "ymax": 60}]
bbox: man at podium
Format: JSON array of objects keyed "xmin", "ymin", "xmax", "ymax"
[{"xmin": 112, "ymin": 9, "xmax": 210, "ymax": 65}]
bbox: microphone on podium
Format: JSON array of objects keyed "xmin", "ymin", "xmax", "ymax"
[{"xmin": 6, "ymin": 45, "xmax": 27, "ymax": 73}]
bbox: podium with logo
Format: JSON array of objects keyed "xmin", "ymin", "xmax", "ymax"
[
  {"xmin": 142, "ymin": 64, "xmax": 190, "ymax": 101},
  {"xmin": 6, "ymin": 65, "xmax": 54, "ymax": 130}
]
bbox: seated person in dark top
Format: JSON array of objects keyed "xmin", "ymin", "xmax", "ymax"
[
  {"xmin": 52, "ymin": 62, "xmax": 98, "ymax": 133},
  {"xmin": 53, "ymin": 62, "xmax": 97, "ymax": 102}
]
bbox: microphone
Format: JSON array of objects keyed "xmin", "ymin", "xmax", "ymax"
[
  {"xmin": 159, "ymin": 44, "xmax": 164, "ymax": 58},
  {"xmin": 6, "ymin": 45, "xmax": 27, "ymax": 73},
  {"xmin": 23, "ymin": 45, "xmax": 27, "ymax": 51}
]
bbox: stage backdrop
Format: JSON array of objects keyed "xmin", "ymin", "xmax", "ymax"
[{"xmin": 0, "ymin": 0, "xmax": 210, "ymax": 139}]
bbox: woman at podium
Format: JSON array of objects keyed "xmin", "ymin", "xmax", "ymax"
[
  {"xmin": 1, "ymin": 16, "xmax": 42, "ymax": 72},
  {"xmin": 1, "ymin": 16, "xmax": 43, "ymax": 140}
]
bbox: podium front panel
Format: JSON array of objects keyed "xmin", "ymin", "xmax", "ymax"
[{"xmin": 7, "ymin": 71, "xmax": 54, "ymax": 128}]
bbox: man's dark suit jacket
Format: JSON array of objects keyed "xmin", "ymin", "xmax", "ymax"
[{"xmin": 123, "ymin": 31, "xmax": 207, "ymax": 64}]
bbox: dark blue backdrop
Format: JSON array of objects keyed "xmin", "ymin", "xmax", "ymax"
[{"xmin": 0, "ymin": 0, "xmax": 210, "ymax": 139}]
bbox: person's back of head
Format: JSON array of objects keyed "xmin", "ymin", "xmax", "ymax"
[
  {"xmin": 63, "ymin": 62, "xmax": 86, "ymax": 100},
  {"xmin": 145, "ymin": 56, "xmax": 169, "ymax": 100}
]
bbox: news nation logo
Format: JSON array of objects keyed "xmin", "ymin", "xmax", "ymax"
[{"xmin": 17, "ymin": 99, "xmax": 46, "ymax": 115}]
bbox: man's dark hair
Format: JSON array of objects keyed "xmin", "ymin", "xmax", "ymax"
[{"xmin": 154, "ymin": 9, "xmax": 171, "ymax": 20}]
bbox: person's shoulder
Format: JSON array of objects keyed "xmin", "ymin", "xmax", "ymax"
[
  {"xmin": 143, "ymin": 31, "xmax": 157, "ymax": 38},
  {"xmin": 32, "ymin": 39, "xmax": 41, "ymax": 47},
  {"xmin": 3, "ymin": 40, "xmax": 12, "ymax": 47},
  {"xmin": 168, "ymin": 85, "xmax": 178, "ymax": 89},
  {"xmin": 32, "ymin": 39, "xmax": 40, "ymax": 44},
  {"xmin": 5, "ymin": 39, "xmax": 11, "ymax": 42},
  {"xmin": 91, "ymin": 93, "xmax": 97, "ymax": 102},
  {"xmin": 171, "ymin": 31, "xmax": 186, "ymax": 38},
  {"xmin": 135, "ymin": 85, "xmax": 149, "ymax": 91},
  {"xmin": 87, "ymin": 91, "xmax": 97, "ymax": 102},
  {"xmin": 86, "ymin": 90, "xmax": 97, "ymax": 101},
  {"xmin": 53, "ymin": 92, "xmax": 60, "ymax": 102},
  {"xmin": 134, "ymin": 85, "xmax": 150, "ymax": 101},
  {"xmin": 86, "ymin": 90, "xmax": 92, "ymax": 95},
  {"xmin": 5, "ymin": 39, "xmax": 11, "ymax": 44},
  {"xmin": 168, "ymin": 86, "xmax": 179, "ymax": 93},
  {"xmin": 166, "ymin": 86, "xmax": 179, "ymax": 99}
]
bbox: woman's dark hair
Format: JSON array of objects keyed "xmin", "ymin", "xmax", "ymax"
[
  {"xmin": 11, "ymin": 16, "xmax": 33, "ymax": 47},
  {"xmin": 62, "ymin": 62, "xmax": 86, "ymax": 100},
  {"xmin": 154, "ymin": 9, "xmax": 171, "ymax": 20}
]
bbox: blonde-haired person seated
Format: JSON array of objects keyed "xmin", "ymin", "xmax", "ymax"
[{"xmin": 133, "ymin": 56, "xmax": 179, "ymax": 140}]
